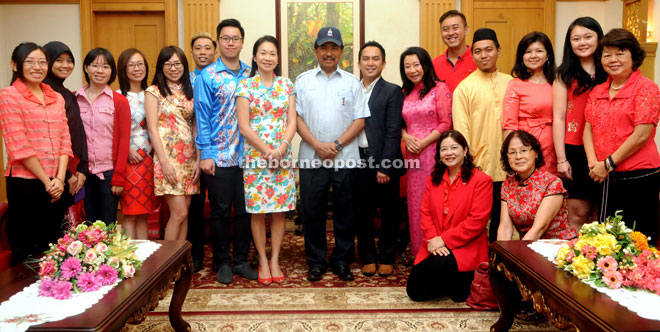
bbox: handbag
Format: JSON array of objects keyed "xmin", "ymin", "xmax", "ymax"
[{"xmin": 466, "ymin": 262, "xmax": 499, "ymax": 310}]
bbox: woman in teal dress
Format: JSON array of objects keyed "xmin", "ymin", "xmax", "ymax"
[{"xmin": 236, "ymin": 35, "xmax": 297, "ymax": 285}]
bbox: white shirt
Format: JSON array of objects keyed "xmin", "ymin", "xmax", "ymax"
[
  {"xmin": 357, "ymin": 77, "xmax": 380, "ymax": 148},
  {"xmin": 295, "ymin": 67, "xmax": 370, "ymax": 168}
]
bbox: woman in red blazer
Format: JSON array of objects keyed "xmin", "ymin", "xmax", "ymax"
[{"xmin": 406, "ymin": 130, "xmax": 493, "ymax": 302}]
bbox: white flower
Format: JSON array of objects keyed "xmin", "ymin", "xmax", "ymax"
[
  {"xmin": 84, "ymin": 248, "xmax": 98, "ymax": 264},
  {"xmin": 67, "ymin": 241, "xmax": 84, "ymax": 256},
  {"xmin": 122, "ymin": 263, "xmax": 135, "ymax": 278},
  {"xmin": 94, "ymin": 243, "xmax": 108, "ymax": 254}
]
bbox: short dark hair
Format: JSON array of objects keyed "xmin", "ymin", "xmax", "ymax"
[
  {"xmin": 152, "ymin": 46, "xmax": 193, "ymax": 100},
  {"xmin": 431, "ymin": 130, "xmax": 476, "ymax": 185},
  {"xmin": 500, "ymin": 130, "xmax": 545, "ymax": 174},
  {"xmin": 10, "ymin": 42, "xmax": 47, "ymax": 85},
  {"xmin": 439, "ymin": 10, "xmax": 467, "ymax": 27},
  {"xmin": 399, "ymin": 46, "xmax": 438, "ymax": 99},
  {"xmin": 250, "ymin": 35, "xmax": 281, "ymax": 77},
  {"xmin": 511, "ymin": 31, "xmax": 555, "ymax": 84},
  {"xmin": 216, "ymin": 18, "xmax": 244, "ymax": 40},
  {"xmin": 358, "ymin": 41, "xmax": 386, "ymax": 62},
  {"xmin": 82, "ymin": 48, "xmax": 117, "ymax": 85},
  {"xmin": 191, "ymin": 32, "xmax": 217, "ymax": 50},
  {"xmin": 600, "ymin": 28, "xmax": 646, "ymax": 70},
  {"xmin": 117, "ymin": 48, "xmax": 149, "ymax": 96}
]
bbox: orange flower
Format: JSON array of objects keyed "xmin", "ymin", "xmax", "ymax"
[
  {"xmin": 277, "ymin": 193, "xmax": 288, "ymax": 205},
  {"xmin": 245, "ymin": 174, "xmax": 257, "ymax": 186},
  {"xmin": 631, "ymin": 231, "xmax": 649, "ymax": 251}
]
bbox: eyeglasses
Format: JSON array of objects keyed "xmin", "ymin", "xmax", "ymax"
[
  {"xmin": 163, "ymin": 62, "xmax": 183, "ymax": 70},
  {"xmin": 24, "ymin": 59, "xmax": 48, "ymax": 68},
  {"xmin": 127, "ymin": 62, "xmax": 145, "ymax": 70},
  {"xmin": 89, "ymin": 63, "xmax": 111, "ymax": 71},
  {"xmin": 220, "ymin": 36, "xmax": 242, "ymax": 44},
  {"xmin": 507, "ymin": 148, "xmax": 532, "ymax": 157}
]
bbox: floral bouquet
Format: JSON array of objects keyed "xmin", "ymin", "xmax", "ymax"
[
  {"xmin": 555, "ymin": 212, "xmax": 660, "ymax": 295},
  {"xmin": 36, "ymin": 221, "xmax": 142, "ymax": 299}
]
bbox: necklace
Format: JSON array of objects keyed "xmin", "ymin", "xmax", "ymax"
[
  {"xmin": 168, "ymin": 83, "xmax": 182, "ymax": 91},
  {"xmin": 610, "ymin": 81, "xmax": 625, "ymax": 90}
]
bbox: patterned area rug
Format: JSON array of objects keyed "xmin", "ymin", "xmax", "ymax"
[{"xmin": 126, "ymin": 230, "xmax": 561, "ymax": 331}]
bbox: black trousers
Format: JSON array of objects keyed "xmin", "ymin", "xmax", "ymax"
[
  {"xmin": 6, "ymin": 177, "xmax": 63, "ymax": 265},
  {"xmin": 488, "ymin": 181, "xmax": 503, "ymax": 242},
  {"xmin": 406, "ymin": 252, "xmax": 474, "ymax": 302},
  {"xmin": 204, "ymin": 166, "xmax": 251, "ymax": 266},
  {"xmin": 601, "ymin": 168, "xmax": 660, "ymax": 242},
  {"xmin": 84, "ymin": 170, "xmax": 119, "ymax": 224},
  {"xmin": 300, "ymin": 167, "xmax": 357, "ymax": 268},
  {"xmin": 355, "ymin": 152, "xmax": 400, "ymax": 265},
  {"xmin": 188, "ymin": 174, "xmax": 207, "ymax": 262}
]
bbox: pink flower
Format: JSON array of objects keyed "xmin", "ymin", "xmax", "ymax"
[
  {"xmin": 67, "ymin": 240, "xmax": 84, "ymax": 256},
  {"xmin": 52, "ymin": 280, "xmax": 72, "ymax": 299},
  {"xmin": 97, "ymin": 264, "xmax": 118, "ymax": 286},
  {"xmin": 580, "ymin": 245, "xmax": 598, "ymax": 260},
  {"xmin": 60, "ymin": 256, "xmax": 82, "ymax": 280},
  {"xmin": 122, "ymin": 263, "xmax": 136, "ymax": 278},
  {"xmin": 84, "ymin": 249, "xmax": 98, "ymax": 264},
  {"xmin": 597, "ymin": 256, "xmax": 618, "ymax": 274},
  {"xmin": 77, "ymin": 272, "xmax": 101, "ymax": 292},
  {"xmin": 39, "ymin": 277, "xmax": 55, "ymax": 297},
  {"xmin": 39, "ymin": 258, "xmax": 56, "ymax": 278},
  {"xmin": 566, "ymin": 250, "xmax": 576, "ymax": 263},
  {"xmin": 602, "ymin": 270, "xmax": 623, "ymax": 289},
  {"xmin": 94, "ymin": 243, "xmax": 108, "ymax": 255}
]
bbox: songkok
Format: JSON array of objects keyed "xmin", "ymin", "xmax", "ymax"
[{"xmin": 472, "ymin": 28, "xmax": 499, "ymax": 47}]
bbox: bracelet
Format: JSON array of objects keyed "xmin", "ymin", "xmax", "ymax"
[
  {"xmin": 276, "ymin": 149, "xmax": 283, "ymax": 157},
  {"xmin": 50, "ymin": 177, "xmax": 64, "ymax": 185},
  {"xmin": 604, "ymin": 159, "xmax": 613, "ymax": 173},
  {"xmin": 558, "ymin": 159, "xmax": 568, "ymax": 164},
  {"xmin": 607, "ymin": 155, "xmax": 617, "ymax": 170},
  {"xmin": 281, "ymin": 139, "xmax": 290, "ymax": 148}
]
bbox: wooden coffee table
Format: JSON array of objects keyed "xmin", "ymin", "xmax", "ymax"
[
  {"xmin": 489, "ymin": 240, "xmax": 660, "ymax": 332},
  {"xmin": 0, "ymin": 240, "xmax": 192, "ymax": 332}
]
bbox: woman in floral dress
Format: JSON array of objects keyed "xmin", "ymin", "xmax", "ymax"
[
  {"xmin": 236, "ymin": 36, "xmax": 296, "ymax": 285},
  {"xmin": 399, "ymin": 47, "xmax": 453, "ymax": 257},
  {"xmin": 146, "ymin": 46, "xmax": 200, "ymax": 241}
]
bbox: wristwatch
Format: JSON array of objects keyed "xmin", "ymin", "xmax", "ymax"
[{"xmin": 334, "ymin": 140, "xmax": 343, "ymax": 152}]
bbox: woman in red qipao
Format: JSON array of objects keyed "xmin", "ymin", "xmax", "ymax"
[{"xmin": 406, "ymin": 130, "xmax": 492, "ymax": 302}]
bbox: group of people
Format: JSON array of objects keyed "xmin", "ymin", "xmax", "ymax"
[{"xmin": 1, "ymin": 11, "xmax": 659, "ymax": 305}]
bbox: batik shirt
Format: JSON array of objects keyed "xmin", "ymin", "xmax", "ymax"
[{"xmin": 194, "ymin": 58, "xmax": 250, "ymax": 167}]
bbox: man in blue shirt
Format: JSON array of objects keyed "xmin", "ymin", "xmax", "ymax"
[
  {"xmin": 193, "ymin": 18, "xmax": 256, "ymax": 284},
  {"xmin": 296, "ymin": 27, "xmax": 370, "ymax": 282},
  {"xmin": 188, "ymin": 31, "xmax": 218, "ymax": 273}
]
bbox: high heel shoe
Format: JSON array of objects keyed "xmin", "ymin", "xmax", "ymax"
[
  {"xmin": 258, "ymin": 265, "xmax": 272, "ymax": 285},
  {"xmin": 270, "ymin": 262, "xmax": 286, "ymax": 283}
]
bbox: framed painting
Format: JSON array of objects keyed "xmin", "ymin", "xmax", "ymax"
[{"xmin": 276, "ymin": 0, "xmax": 365, "ymax": 81}]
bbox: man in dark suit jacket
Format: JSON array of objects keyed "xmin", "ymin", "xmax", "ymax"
[{"xmin": 356, "ymin": 41, "xmax": 405, "ymax": 277}]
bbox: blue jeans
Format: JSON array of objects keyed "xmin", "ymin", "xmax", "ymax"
[{"xmin": 84, "ymin": 170, "xmax": 120, "ymax": 223}]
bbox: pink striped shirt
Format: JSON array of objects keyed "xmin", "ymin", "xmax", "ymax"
[
  {"xmin": 76, "ymin": 85, "xmax": 115, "ymax": 177},
  {"xmin": 0, "ymin": 79, "xmax": 73, "ymax": 179}
]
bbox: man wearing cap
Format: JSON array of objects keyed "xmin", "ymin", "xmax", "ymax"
[
  {"xmin": 296, "ymin": 27, "xmax": 369, "ymax": 282},
  {"xmin": 432, "ymin": 10, "xmax": 476, "ymax": 92},
  {"xmin": 452, "ymin": 28, "xmax": 512, "ymax": 242}
]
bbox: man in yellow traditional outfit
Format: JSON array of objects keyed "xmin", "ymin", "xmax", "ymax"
[{"xmin": 452, "ymin": 28, "xmax": 512, "ymax": 242}]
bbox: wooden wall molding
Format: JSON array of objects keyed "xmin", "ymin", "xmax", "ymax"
[{"xmin": 79, "ymin": 0, "xmax": 178, "ymax": 60}]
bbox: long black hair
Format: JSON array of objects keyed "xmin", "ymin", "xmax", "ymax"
[
  {"xmin": 249, "ymin": 35, "xmax": 281, "ymax": 77},
  {"xmin": 152, "ymin": 46, "xmax": 193, "ymax": 100},
  {"xmin": 10, "ymin": 42, "xmax": 47, "ymax": 84},
  {"xmin": 511, "ymin": 31, "xmax": 555, "ymax": 84},
  {"xmin": 557, "ymin": 17, "xmax": 607, "ymax": 95},
  {"xmin": 431, "ymin": 130, "xmax": 475, "ymax": 185},
  {"xmin": 400, "ymin": 47, "xmax": 438, "ymax": 99},
  {"xmin": 117, "ymin": 48, "xmax": 149, "ymax": 96}
]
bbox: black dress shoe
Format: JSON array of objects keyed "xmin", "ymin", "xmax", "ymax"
[
  {"xmin": 307, "ymin": 266, "xmax": 325, "ymax": 281},
  {"xmin": 193, "ymin": 259, "xmax": 203, "ymax": 272},
  {"xmin": 332, "ymin": 265, "xmax": 354, "ymax": 281}
]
